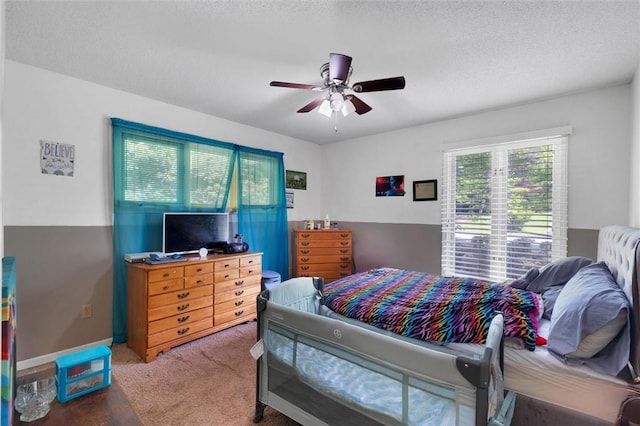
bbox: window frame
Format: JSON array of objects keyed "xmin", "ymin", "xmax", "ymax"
[{"xmin": 441, "ymin": 127, "xmax": 570, "ymax": 281}]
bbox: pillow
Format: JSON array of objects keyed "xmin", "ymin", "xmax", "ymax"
[
  {"xmin": 505, "ymin": 267, "xmax": 539, "ymax": 289},
  {"xmin": 547, "ymin": 262, "xmax": 630, "ymax": 376},
  {"xmin": 540, "ymin": 285, "xmax": 563, "ymax": 320},
  {"xmin": 523, "ymin": 256, "xmax": 593, "ymax": 293}
]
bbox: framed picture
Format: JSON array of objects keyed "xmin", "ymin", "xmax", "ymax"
[
  {"xmin": 413, "ymin": 179, "xmax": 437, "ymax": 201},
  {"xmin": 286, "ymin": 191, "xmax": 294, "ymax": 208},
  {"xmin": 286, "ymin": 170, "xmax": 307, "ymax": 190},
  {"xmin": 375, "ymin": 175, "xmax": 406, "ymax": 197}
]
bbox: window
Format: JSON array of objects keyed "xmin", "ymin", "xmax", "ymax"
[
  {"xmin": 111, "ymin": 118, "xmax": 290, "ymax": 343},
  {"xmin": 441, "ymin": 130, "xmax": 569, "ymax": 281},
  {"xmin": 118, "ymin": 131, "xmax": 234, "ymax": 209}
]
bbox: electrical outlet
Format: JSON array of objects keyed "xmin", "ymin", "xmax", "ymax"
[{"xmin": 81, "ymin": 304, "xmax": 92, "ymax": 319}]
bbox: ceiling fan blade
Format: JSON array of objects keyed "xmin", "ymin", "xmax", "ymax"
[
  {"xmin": 270, "ymin": 81, "xmax": 321, "ymax": 90},
  {"xmin": 352, "ymin": 76, "xmax": 406, "ymax": 93},
  {"xmin": 297, "ymin": 96, "xmax": 326, "ymax": 113},
  {"xmin": 329, "ymin": 53, "xmax": 352, "ymax": 82},
  {"xmin": 346, "ymin": 95, "xmax": 372, "ymax": 115}
]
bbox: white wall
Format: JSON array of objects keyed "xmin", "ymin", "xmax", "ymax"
[
  {"xmin": 2, "ymin": 61, "xmax": 322, "ymax": 227},
  {"xmin": 631, "ymin": 65, "xmax": 640, "ymax": 227},
  {"xmin": 0, "ymin": 0, "xmax": 5, "ymax": 257},
  {"xmin": 323, "ymin": 84, "xmax": 633, "ymax": 230}
]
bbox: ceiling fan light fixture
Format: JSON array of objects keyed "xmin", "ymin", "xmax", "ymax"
[
  {"xmin": 318, "ymin": 99, "xmax": 333, "ymax": 117},
  {"xmin": 341, "ymin": 99, "xmax": 356, "ymax": 117},
  {"xmin": 329, "ymin": 92, "xmax": 344, "ymax": 112}
]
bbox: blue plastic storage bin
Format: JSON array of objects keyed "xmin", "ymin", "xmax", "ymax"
[{"xmin": 55, "ymin": 345, "xmax": 111, "ymax": 403}]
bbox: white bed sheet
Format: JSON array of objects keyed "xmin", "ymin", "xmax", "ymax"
[{"xmin": 447, "ymin": 320, "xmax": 640, "ymax": 423}]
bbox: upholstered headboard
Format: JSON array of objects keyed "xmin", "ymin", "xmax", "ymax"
[{"xmin": 597, "ymin": 225, "xmax": 640, "ymax": 380}]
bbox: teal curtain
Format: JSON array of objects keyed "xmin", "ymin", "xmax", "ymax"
[
  {"xmin": 111, "ymin": 118, "xmax": 288, "ymax": 343},
  {"xmin": 237, "ymin": 146, "xmax": 290, "ymax": 281}
]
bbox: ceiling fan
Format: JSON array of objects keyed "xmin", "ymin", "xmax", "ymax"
[{"xmin": 270, "ymin": 53, "xmax": 406, "ymax": 119}]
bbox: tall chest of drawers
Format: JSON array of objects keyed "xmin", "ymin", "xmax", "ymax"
[
  {"xmin": 126, "ymin": 252, "xmax": 262, "ymax": 362},
  {"xmin": 293, "ymin": 229, "xmax": 353, "ymax": 283}
]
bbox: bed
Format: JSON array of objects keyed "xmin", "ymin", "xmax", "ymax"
[{"xmin": 253, "ymin": 225, "xmax": 640, "ymax": 425}]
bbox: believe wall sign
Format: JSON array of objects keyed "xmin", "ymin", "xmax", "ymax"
[{"xmin": 40, "ymin": 140, "xmax": 75, "ymax": 177}]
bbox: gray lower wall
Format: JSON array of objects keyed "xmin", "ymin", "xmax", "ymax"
[
  {"xmin": 6, "ymin": 223, "xmax": 598, "ymax": 363},
  {"xmin": 4, "ymin": 226, "xmax": 113, "ymax": 362}
]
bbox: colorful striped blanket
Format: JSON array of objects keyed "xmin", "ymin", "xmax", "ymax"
[{"xmin": 324, "ymin": 268, "xmax": 540, "ymax": 351}]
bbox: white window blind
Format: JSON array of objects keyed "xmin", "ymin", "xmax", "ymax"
[{"xmin": 441, "ymin": 133, "xmax": 568, "ymax": 281}]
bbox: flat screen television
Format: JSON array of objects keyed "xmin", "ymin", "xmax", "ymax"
[{"xmin": 162, "ymin": 212, "xmax": 229, "ymax": 255}]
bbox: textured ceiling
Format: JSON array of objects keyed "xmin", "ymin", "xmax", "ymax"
[{"xmin": 5, "ymin": 1, "xmax": 640, "ymax": 145}]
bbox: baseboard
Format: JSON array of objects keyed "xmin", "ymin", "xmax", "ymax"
[{"xmin": 17, "ymin": 338, "xmax": 114, "ymax": 371}]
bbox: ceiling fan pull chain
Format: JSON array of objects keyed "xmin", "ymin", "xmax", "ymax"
[{"xmin": 334, "ymin": 113, "xmax": 339, "ymax": 132}]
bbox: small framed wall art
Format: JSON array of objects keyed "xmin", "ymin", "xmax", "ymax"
[
  {"xmin": 286, "ymin": 170, "xmax": 307, "ymax": 190},
  {"xmin": 286, "ymin": 191, "xmax": 294, "ymax": 208},
  {"xmin": 375, "ymin": 175, "xmax": 405, "ymax": 197},
  {"xmin": 413, "ymin": 179, "xmax": 437, "ymax": 201}
]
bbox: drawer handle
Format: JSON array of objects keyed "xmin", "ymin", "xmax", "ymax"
[
  {"xmin": 247, "ymin": 269, "xmax": 254, "ymax": 274},
  {"xmin": 224, "ymin": 263, "xmax": 230, "ymax": 268},
  {"xmin": 301, "ymin": 250, "xmax": 310, "ymax": 254},
  {"xmin": 163, "ymin": 285, "xmax": 170, "ymax": 290},
  {"xmin": 301, "ymin": 258, "xmax": 309, "ymax": 262},
  {"xmin": 235, "ymin": 310, "xmax": 244, "ymax": 317},
  {"xmin": 224, "ymin": 274, "xmax": 230, "ymax": 279},
  {"xmin": 340, "ymin": 264, "xmax": 350, "ymax": 269},
  {"xmin": 177, "ymin": 304, "xmax": 190, "ymax": 311},
  {"xmin": 235, "ymin": 290, "xmax": 244, "ymax": 296},
  {"xmin": 340, "ymin": 233, "xmax": 348, "ymax": 238},
  {"xmin": 177, "ymin": 327, "xmax": 190, "ymax": 335},
  {"xmin": 235, "ymin": 280, "xmax": 244, "ymax": 286},
  {"xmin": 177, "ymin": 292, "xmax": 190, "ymax": 299},
  {"xmin": 301, "ymin": 266, "xmax": 309, "ymax": 270},
  {"xmin": 340, "ymin": 257, "xmax": 349, "ymax": 261},
  {"xmin": 178, "ymin": 315, "xmax": 190, "ymax": 323},
  {"xmin": 301, "ymin": 242, "xmax": 310, "ymax": 246},
  {"xmin": 197, "ymin": 268, "xmax": 203, "ymax": 273},
  {"xmin": 340, "ymin": 242, "xmax": 348, "ymax": 246},
  {"xmin": 301, "ymin": 234, "xmax": 310, "ymax": 238},
  {"xmin": 235, "ymin": 300, "xmax": 244, "ymax": 307},
  {"xmin": 163, "ymin": 273, "xmax": 170, "ymax": 278},
  {"xmin": 247, "ymin": 260, "xmax": 254, "ymax": 264},
  {"xmin": 340, "ymin": 249, "xmax": 348, "ymax": 254},
  {"xmin": 196, "ymin": 280, "xmax": 203, "ymax": 284}
]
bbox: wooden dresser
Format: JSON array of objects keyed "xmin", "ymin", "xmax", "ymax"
[
  {"xmin": 293, "ymin": 229, "xmax": 353, "ymax": 283},
  {"xmin": 126, "ymin": 252, "xmax": 262, "ymax": 362}
]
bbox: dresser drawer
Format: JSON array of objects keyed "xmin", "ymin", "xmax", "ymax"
[
  {"xmin": 296, "ymin": 263, "xmax": 352, "ymax": 274},
  {"xmin": 148, "ymin": 306, "xmax": 213, "ymax": 335},
  {"xmin": 214, "ymin": 269, "xmax": 239, "ymax": 282},
  {"xmin": 148, "ymin": 267, "xmax": 184, "ymax": 283},
  {"xmin": 215, "ymin": 274, "xmax": 261, "ymax": 294},
  {"xmin": 215, "ymin": 285, "xmax": 260, "ymax": 305},
  {"xmin": 214, "ymin": 303, "xmax": 256, "ymax": 325},
  {"xmin": 297, "ymin": 254, "xmax": 352, "ymax": 264},
  {"xmin": 297, "ymin": 239, "xmax": 352, "ymax": 248},
  {"xmin": 148, "ymin": 278, "xmax": 184, "ymax": 296},
  {"xmin": 297, "ymin": 231, "xmax": 351, "ymax": 241},
  {"xmin": 148, "ymin": 295, "xmax": 213, "ymax": 322},
  {"xmin": 298, "ymin": 246, "xmax": 351, "ymax": 256},
  {"xmin": 148, "ymin": 317, "xmax": 212, "ymax": 348},
  {"xmin": 240, "ymin": 255, "xmax": 262, "ymax": 268},
  {"xmin": 184, "ymin": 263, "xmax": 213, "ymax": 276},
  {"xmin": 148, "ymin": 285, "xmax": 213, "ymax": 309},
  {"xmin": 240, "ymin": 265, "xmax": 261, "ymax": 278},
  {"xmin": 214, "ymin": 258, "xmax": 239, "ymax": 271},
  {"xmin": 184, "ymin": 273, "xmax": 214, "ymax": 288}
]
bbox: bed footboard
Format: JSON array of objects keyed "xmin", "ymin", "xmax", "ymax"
[{"xmin": 254, "ymin": 277, "xmax": 511, "ymax": 426}]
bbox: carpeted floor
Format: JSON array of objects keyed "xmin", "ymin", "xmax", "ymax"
[{"xmin": 111, "ymin": 322, "xmax": 298, "ymax": 426}]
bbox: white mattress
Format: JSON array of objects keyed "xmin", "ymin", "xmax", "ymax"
[{"xmin": 448, "ymin": 320, "xmax": 640, "ymax": 422}]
